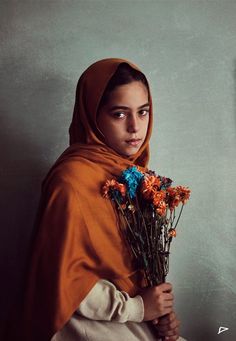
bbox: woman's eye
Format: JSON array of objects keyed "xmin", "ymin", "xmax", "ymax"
[
  {"xmin": 139, "ymin": 109, "xmax": 149, "ymax": 116},
  {"xmin": 112, "ymin": 111, "xmax": 126, "ymax": 119}
]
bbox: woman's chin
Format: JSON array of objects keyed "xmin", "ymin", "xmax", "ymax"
[{"xmin": 115, "ymin": 147, "xmax": 141, "ymax": 158}]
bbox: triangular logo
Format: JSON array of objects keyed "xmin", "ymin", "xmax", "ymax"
[{"xmin": 218, "ymin": 326, "xmax": 229, "ymax": 334}]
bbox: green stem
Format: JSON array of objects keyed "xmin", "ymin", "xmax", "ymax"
[{"xmin": 174, "ymin": 203, "xmax": 184, "ymax": 229}]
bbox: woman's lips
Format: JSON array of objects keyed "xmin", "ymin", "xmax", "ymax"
[{"xmin": 125, "ymin": 139, "xmax": 142, "ymax": 146}]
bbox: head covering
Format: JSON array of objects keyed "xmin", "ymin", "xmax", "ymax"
[
  {"xmin": 69, "ymin": 57, "xmax": 153, "ymax": 166},
  {"xmin": 20, "ymin": 58, "xmax": 153, "ymax": 341}
]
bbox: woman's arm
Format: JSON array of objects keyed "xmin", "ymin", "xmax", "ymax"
[
  {"xmin": 76, "ymin": 279, "xmax": 144, "ymax": 323},
  {"xmin": 77, "ymin": 280, "xmax": 175, "ymax": 324}
]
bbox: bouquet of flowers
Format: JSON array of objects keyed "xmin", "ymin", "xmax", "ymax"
[{"xmin": 102, "ymin": 166, "xmax": 190, "ymax": 287}]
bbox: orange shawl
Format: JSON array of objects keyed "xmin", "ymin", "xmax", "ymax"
[{"xmin": 21, "ymin": 58, "xmax": 153, "ymax": 340}]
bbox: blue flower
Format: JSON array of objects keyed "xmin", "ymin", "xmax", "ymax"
[{"xmin": 119, "ymin": 166, "xmax": 144, "ymax": 199}]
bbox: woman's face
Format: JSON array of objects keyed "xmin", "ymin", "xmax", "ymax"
[{"xmin": 97, "ymin": 81, "xmax": 150, "ymax": 157}]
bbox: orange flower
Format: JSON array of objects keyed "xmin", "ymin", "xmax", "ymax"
[
  {"xmin": 119, "ymin": 203, "xmax": 127, "ymax": 210},
  {"xmin": 102, "ymin": 179, "xmax": 116, "ymax": 198},
  {"xmin": 102, "ymin": 179, "xmax": 126, "ymax": 198},
  {"xmin": 156, "ymin": 200, "xmax": 167, "ymax": 217},
  {"xmin": 141, "ymin": 176, "xmax": 161, "ymax": 200},
  {"xmin": 176, "ymin": 186, "xmax": 191, "ymax": 204},
  {"xmin": 117, "ymin": 183, "xmax": 126, "ymax": 196},
  {"xmin": 166, "ymin": 187, "xmax": 181, "ymax": 211},
  {"xmin": 136, "ymin": 165, "xmax": 146, "ymax": 174},
  {"xmin": 168, "ymin": 229, "xmax": 177, "ymax": 237},
  {"xmin": 152, "ymin": 190, "xmax": 166, "ymax": 207}
]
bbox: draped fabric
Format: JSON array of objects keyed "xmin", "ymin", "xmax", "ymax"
[{"xmin": 20, "ymin": 58, "xmax": 154, "ymax": 341}]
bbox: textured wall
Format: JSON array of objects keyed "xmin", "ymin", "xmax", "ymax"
[{"xmin": 0, "ymin": 1, "xmax": 236, "ymax": 340}]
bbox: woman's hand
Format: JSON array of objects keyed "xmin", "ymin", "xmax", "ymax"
[
  {"xmin": 140, "ymin": 282, "xmax": 174, "ymax": 321},
  {"xmin": 153, "ymin": 311, "xmax": 180, "ymax": 341}
]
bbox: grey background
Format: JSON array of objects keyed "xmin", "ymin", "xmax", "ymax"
[{"xmin": 1, "ymin": 1, "xmax": 236, "ymax": 340}]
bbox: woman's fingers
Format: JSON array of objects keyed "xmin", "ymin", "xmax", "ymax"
[
  {"xmin": 158, "ymin": 323, "xmax": 180, "ymax": 334},
  {"xmin": 157, "ymin": 316, "xmax": 180, "ymax": 331},
  {"xmin": 157, "ymin": 326, "xmax": 180, "ymax": 336},
  {"xmin": 157, "ymin": 311, "xmax": 176, "ymax": 325},
  {"xmin": 155, "ymin": 312, "xmax": 180, "ymax": 339},
  {"xmin": 141, "ymin": 284, "xmax": 175, "ymax": 320},
  {"xmin": 164, "ymin": 336, "xmax": 179, "ymax": 341},
  {"xmin": 165, "ymin": 293, "xmax": 174, "ymax": 301}
]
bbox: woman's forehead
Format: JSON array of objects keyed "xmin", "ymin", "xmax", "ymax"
[{"xmin": 103, "ymin": 82, "xmax": 149, "ymax": 105}]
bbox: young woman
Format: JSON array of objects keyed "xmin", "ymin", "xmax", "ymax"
[{"xmin": 19, "ymin": 58, "xmax": 185, "ymax": 341}]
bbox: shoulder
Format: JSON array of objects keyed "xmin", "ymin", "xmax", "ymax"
[{"xmin": 42, "ymin": 156, "xmax": 103, "ymax": 198}]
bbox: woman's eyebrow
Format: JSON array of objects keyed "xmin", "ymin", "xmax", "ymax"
[{"xmin": 109, "ymin": 103, "xmax": 150, "ymax": 110}]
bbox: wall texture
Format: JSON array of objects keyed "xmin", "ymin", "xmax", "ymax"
[{"xmin": 0, "ymin": 1, "xmax": 236, "ymax": 340}]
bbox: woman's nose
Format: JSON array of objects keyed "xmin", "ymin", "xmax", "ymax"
[{"xmin": 127, "ymin": 113, "xmax": 139, "ymax": 133}]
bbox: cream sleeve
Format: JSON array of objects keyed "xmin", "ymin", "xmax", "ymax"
[{"xmin": 76, "ymin": 279, "xmax": 144, "ymax": 323}]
